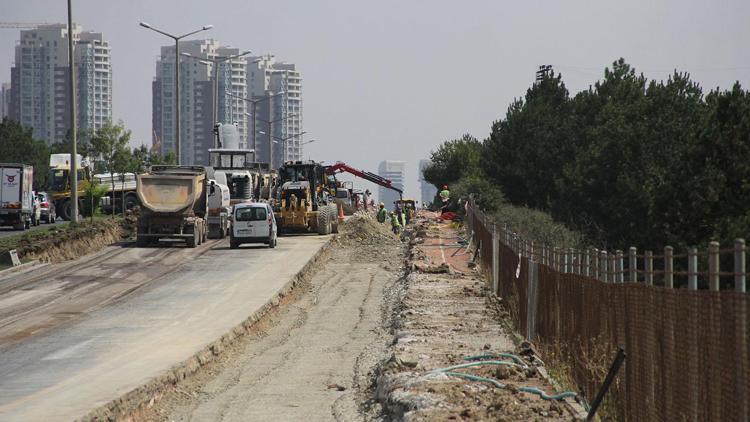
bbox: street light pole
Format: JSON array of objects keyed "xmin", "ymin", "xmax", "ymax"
[
  {"xmin": 271, "ymin": 131, "xmax": 307, "ymax": 167},
  {"xmin": 246, "ymin": 112, "xmax": 297, "ymax": 168},
  {"xmin": 227, "ymin": 90, "xmax": 285, "ymax": 158},
  {"xmin": 182, "ymin": 51, "xmax": 250, "ymax": 147},
  {"xmin": 67, "ymin": 0, "xmax": 78, "ymax": 223},
  {"xmin": 140, "ymin": 22, "xmax": 213, "ymax": 165}
]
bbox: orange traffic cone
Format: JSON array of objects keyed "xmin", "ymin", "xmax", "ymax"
[{"xmin": 338, "ymin": 204, "xmax": 345, "ymax": 221}]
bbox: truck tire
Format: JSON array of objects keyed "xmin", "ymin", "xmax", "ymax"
[
  {"xmin": 317, "ymin": 206, "xmax": 331, "ymax": 235},
  {"xmin": 230, "ymin": 239, "xmax": 239, "ymax": 249},
  {"xmin": 186, "ymin": 227, "xmax": 198, "ymax": 248},
  {"xmin": 60, "ymin": 200, "xmax": 72, "ymax": 221},
  {"xmin": 330, "ymin": 204, "xmax": 339, "ymax": 234}
]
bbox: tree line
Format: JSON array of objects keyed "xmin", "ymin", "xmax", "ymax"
[
  {"xmin": 423, "ymin": 58, "xmax": 750, "ymax": 251},
  {"xmin": 0, "ymin": 118, "xmax": 175, "ymax": 191}
]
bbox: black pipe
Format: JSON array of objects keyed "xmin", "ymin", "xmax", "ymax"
[{"xmin": 586, "ymin": 347, "xmax": 626, "ymax": 421}]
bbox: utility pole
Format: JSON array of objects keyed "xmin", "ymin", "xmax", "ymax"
[{"xmin": 67, "ymin": 0, "xmax": 78, "ymax": 223}]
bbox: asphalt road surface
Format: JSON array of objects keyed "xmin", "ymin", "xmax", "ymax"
[
  {"xmin": 0, "ymin": 234, "xmax": 328, "ymax": 421},
  {"xmin": 0, "ymin": 218, "xmax": 68, "ymax": 239}
]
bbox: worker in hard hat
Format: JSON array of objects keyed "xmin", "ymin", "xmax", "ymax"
[
  {"xmin": 377, "ymin": 202, "xmax": 388, "ymax": 223},
  {"xmin": 439, "ymin": 185, "xmax": 450, "ymax": 203},
  {"xmin": 390, "ymin": 211, "xmax": 401, "ymax": 234}
]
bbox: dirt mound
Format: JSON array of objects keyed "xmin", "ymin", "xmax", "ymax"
[
  {"xmin": 338, "ymin": 211, "xmax": 399, "ymax": 245},
  {"xmin": 5, "ymin": 214, "xmax": 137, "ymax": 263}
]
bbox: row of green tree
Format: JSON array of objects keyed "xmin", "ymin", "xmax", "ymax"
[
  {"xmin": 424, "ymin": 59, "xmax": 750, "ymax": 251},
  {"xmin": 0, "ymin": 118, "xmax": 175, "ymax": 191}
]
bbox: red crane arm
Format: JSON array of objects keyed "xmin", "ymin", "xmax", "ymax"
[{"xmin": 326, "ymin": 162, "xmax": 403, "ymax": 195}]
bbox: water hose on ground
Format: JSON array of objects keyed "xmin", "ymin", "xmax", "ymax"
[{"xmin": 429, "ymin": 356, "xmax": 578, "ymax": 402}]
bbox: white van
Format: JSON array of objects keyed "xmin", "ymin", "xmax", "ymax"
[{"xmin": 230, "ymin": 202, "xmax": 278, "ymax": 249}]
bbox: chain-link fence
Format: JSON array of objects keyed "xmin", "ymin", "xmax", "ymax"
[{"xmin": 465, "ymin": 198, "xmax": 749, "ymax": 421}]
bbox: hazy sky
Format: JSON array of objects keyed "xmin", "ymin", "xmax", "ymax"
[{"xmin": 2, "ymin": 1, "xmax": 749, "ymax": 199}]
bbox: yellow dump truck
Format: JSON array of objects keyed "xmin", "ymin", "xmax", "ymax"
[{"xmin": 135, "ymin": 166, "xmax": 208, "ymax": 248}]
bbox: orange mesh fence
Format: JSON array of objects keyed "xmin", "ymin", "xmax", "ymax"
[{"xmin": 464, "ymin": 199, "xmax": 750, "ymax": 421}]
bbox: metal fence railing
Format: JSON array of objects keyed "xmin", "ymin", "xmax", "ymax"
[{"xmin": 465, "ymin": 198, "xmax": 749, "ymax": 421}]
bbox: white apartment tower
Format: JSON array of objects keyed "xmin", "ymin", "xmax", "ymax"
[
  {"xmin": 247, "ymin": 55, "xmax": 303, "ymax": 168},
  {"xmin": 9, "ymin": 24, "xmax": 112, "ymax": 145},
  {"xmin": 378, "ymin": 160, "xmax": 406, "ymax": 208},
  {"xmin": 152, "ymin": 40, "xmax": 248, "ymax": 165}
]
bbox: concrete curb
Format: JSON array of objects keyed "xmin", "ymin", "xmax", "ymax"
[{"xmin": 77, "ymin": 237, "xmax": 336, "ymax": 422}]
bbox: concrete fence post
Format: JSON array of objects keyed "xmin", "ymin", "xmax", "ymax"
[
  {"xmin": 615, "ymin": 250, "xmax": 624, "ymax": 283},
  {"xmin": 492, "ymin": 224, "xmax": 500, "ymax": 295},
  {"xmin": 503, "ymin": 223, "xmax": 508, "ymax": 246},
  {"xmin": 645, "ymin": 250, "xmax": 654, "ymax": 286},
  {"xmin": 688, "ymin": 247, "xmax": 698, "ymax": 290},
  {"xmin": 577, "ymin": 250, "xmax": 583, "ymax": 275},
  {"xmin": 584, "ymin": 249, "xmax": 591, "ymax": 277},
  {"xmin": 591, "ymin": 248, "xmax": 601, "ymax": 280},
  {"xmin": 600, "ymin": 250, "xmax": 608, "ymax": 282},
  {"xmin": 563, "ymin": 249, "xmax": 569, "ymax": 273},
  {"xmin": 553, "ymin": 247, "xmax": 559, "ymax": 272},
  {"xmin": 610, "ymin": 251, "xmax": 618, "ymax": 283},
  {"xmin": 628, "ymin": 247, "xmax": 637, "ymax": 282},
  {"xmin": 735, "ymin": 239, "xmax": 746, "ymax": 293},
  {"xmin": 708, "ymin": 241, "xmax": 720, "ymax": 291},
  {"xmin": 664, "ymin": 246, "xmax": 674, "ymax": 288}
]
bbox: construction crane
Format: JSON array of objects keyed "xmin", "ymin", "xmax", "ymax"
[
  {"xmin": 325, "ymin": 161, "xmax": 403, "ymax": 198},
  {"xmin": 0, "ymin": 22, "xmax": 54, "ymax": 29}
]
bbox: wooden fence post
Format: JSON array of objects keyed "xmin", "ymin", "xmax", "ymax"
[
  {"xmin": 664, "ymin": 246, "xmax": 674, "ymax": 288},
  {"xmin": 708, "ymin": 241, "xmax": 719, "ymax": 291},
  {"xmin": 688, "ymin": 247, "xmax": 698, "ymax": 290},
  {"xmin": 645, "ymin": 250, "xmax": 654, "ymax": 286},
  {"xmin": 628, "ymin": 247, "xmax": 637, "ymax": 282},
  {"xmin": 736, "ymin": 239, "xmax": 746, "ymax": 293}
]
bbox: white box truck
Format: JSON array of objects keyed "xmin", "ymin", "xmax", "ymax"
[{"xmin": 0, "ymin": 164, "xmax": 34, "ymax": 230}]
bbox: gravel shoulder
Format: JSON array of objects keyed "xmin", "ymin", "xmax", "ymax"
[{"xmin": 141, "ymin": 214, "xmax": 406, "ymax": 421}]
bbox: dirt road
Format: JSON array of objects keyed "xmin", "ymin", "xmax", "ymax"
[{"xmin": 145, "ymin": 215, "xmax": 405, "ymax": 421}]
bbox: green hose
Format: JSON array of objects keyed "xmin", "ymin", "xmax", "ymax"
[
  {"xmin": 462, "ymin": 352, "xmax": 527, "ymax": 366},
  {"xmin": 428, "ymin": 360, "xmax": 526, "ymax": 374},
  {"xmin": 430, "ymin": 355, "xmax": 578, "ymax": 402}
]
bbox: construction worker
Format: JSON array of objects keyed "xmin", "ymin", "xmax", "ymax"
[
  {"xmin": 439, "ymin": 185, "xmax": 450, "ymax": 203},
  {"xmin": 390, "ymin": 211, "xmax": 401, "ymax": 234},
  {"xmin": 377, "ymin": 202, "xmax": 388, "ymax": 223}
]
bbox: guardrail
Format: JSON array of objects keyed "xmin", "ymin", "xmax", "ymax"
[{"xmin": 465, "ymin": 197, "xmax": 749, "ymax": 421}]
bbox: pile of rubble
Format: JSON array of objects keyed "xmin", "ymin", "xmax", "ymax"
[
  {"xmin": 337, "ymin": 211, "xmax": 400, "ymax": 246},
  {"xmin": 375, "ymin": 212, "xmax": 583, "ymax": 420}
]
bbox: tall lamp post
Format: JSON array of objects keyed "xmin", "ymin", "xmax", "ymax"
[
  {"xmin": 182, "ymin": 50, "xmax": 250, "ymax": 135},
  {"xmin": 245, "ymin": 112, "xmax": 297, "ymax": 166},
  {"xmin": 67, "ymin": 0, "xmax": 78, "ymax": 223},
  {"xmin": 271, "ymin": 131, "xmax": 308, "ymax": 167},
  {"xmin": 227, "ymin": 90, "xmax": 285, "ymax": 153},
  {"xmin": 139, "ymin": 22, "xmax": 213, "ymax": 165}
]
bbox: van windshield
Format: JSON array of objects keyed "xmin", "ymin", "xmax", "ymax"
[{"xmin": 235, "ymin": 207, "xmax": 267, "ymax": 222}]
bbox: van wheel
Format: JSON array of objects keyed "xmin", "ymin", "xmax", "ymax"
[
  {"xmin": 136, "ymin": 236, "xmax": 148, "ymax": 247},
  {"xmin": 269, "ymin": 235, "xmax": 276, "ymax": 248},
  {"xmin": 230, "ymin": 240, "xmax": 239, "ymax": 249}
]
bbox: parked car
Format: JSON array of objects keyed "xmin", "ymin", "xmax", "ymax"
[
  {"xmin": 230, "ymin": 202, "xmax": 277, "ymax": 249},
  {"xmin": 36, "ymin": 191, "xmax": 56, "ymax": 224}
]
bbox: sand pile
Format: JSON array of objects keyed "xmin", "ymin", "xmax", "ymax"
[{"xmin": 338, "ymin": 211, "xmax": 399, "ymax": 245}]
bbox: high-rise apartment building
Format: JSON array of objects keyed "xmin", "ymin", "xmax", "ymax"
[
  {"xmin": 419, "ymin": 159, "xmax": 437, "ymax": 207},
  {"xmin": 247, "ymin": 55, "xmax": 302, "ymax": 168},
  {"xmin": 9, "ymin": 24, "xmax": 111, "ymax": 145},
  {"xmin": 378, "ymin": 160, "xmax": 406, "ymax": 208},
  {"xmin": 152, "ymin": 40, "xmax": 247, "ymax": 165},
  {"xmin": 0, "ymin": 83, "xmax": 10, "ymax": 119}
]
